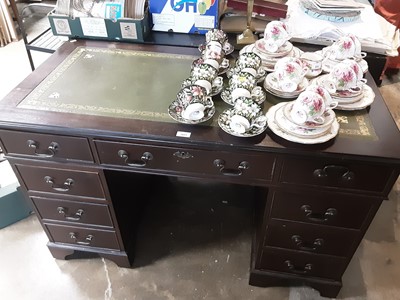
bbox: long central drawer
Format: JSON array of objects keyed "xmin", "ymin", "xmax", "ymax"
[{"xmin": 94, "ymin": 140, "xmax": 276, "ymax": 183}]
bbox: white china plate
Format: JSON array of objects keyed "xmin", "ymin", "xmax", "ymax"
[
  {"xmin": 264, "ymin": 73, "xmax": 309, "ymax": 98},
  {"xmin": 336, "ymin": 85, "xmax": 375, "ymax": 110},
  {"xmin": 168, "ymin": 101, "xmax": 215, "ymax": 124},
  {"xmin": 283, "ymin": 102, "xmax": 336, "ymax": 129},
  {"xmin": 267, "ymin": 102, "xmax": 340, "ymax": 144},
  {"xmin": 220, "ymin": 87, "xmax": 267, "ymax": 106},
  {"xmin": 218, "ymin": 108, "xmax": 268, "ymax": 137}
]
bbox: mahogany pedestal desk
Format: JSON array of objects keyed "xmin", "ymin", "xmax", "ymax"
[{"xmin": 0, "ymin": 40, "xmax": 399, "ymax": 298}]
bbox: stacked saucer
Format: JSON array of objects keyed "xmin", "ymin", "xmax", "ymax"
[
  {"xmin": 314, "ymin": 74, "xmax": 375, "ymax": 110},
  {"xmin": 267, "ymin": 102, "xmax": 339, "ymax": 144}
]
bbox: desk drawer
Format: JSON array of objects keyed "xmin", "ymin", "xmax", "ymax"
[
  {"xmin": 279, "ymin": 157, "xmax": 393, "ymax": 193},
  {"xmin": 264, "ymin": 219, "xmax": 358, "ymax": 257},
  {"xmin": 95, "ymin": 140, "xmax": 275, "ymax": 182},
  {"xmin": 32, "ymin": 196, "xmax": 113, "ymax": 227},
  {"xmin": 45, "ymin": 223, "xmax": 120, "ymax": 250},
  {"xmin": 270, "ymin": 190, "xmax": 376, "ymax": 229},
  {"xmin": 16, "ymin": 164, "xmax": 106, "ymax": 199},
  {"xmin": 0, "ymin": 130, "xmax": 93, "ymax": 162},
  {"xmin": 259, "ymin": 248, "xmax": 347, "ymax": 280}
]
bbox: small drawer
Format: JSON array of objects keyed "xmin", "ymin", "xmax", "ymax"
[
  {"xmin": 279, "ymin": 157, "xmax": 394, "ymax": 194},
  {"xmin": 270, "ymin": 190, "xmax": 377, "ymax": 229},
  {"xmin": 259, "ymin": 247, "xmax": 347, "ymax": 280},
  {"xmin": 0, "ymin": 130, "xmax": 94, "ymax": 162},
  {"xmin": 16, "ymin": 164, "xmax": 106, "ymax": 199},
  {"xmin": 31, "ymin": 196, "xmax": 113, "ymax": 227},
  {"xmin": 45, "ymin": 223, "xmax": 120, "ymax": 250},
  {"xmin": 94, "ymin": 140, "xmax": 276, "ymax": 183},
  {"xmin": 264, "ymin": 219, "xmax": 358, "ymax": 257}
]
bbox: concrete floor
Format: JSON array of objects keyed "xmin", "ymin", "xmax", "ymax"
[{"xmin": 0, "ymin": 16, "xmax": 400, "ymax": 300}]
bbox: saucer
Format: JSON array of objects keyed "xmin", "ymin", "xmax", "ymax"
[
  {"xmin": 264, "ymin": 73, "xmax": 309, "ymax": 98},
  {"xmin": 336, "ymin": 85, "xmax": 375, "ymax": 110},
  {"xmin": 218, "ymin": 108, "xmax": 268, "ymax": 137},
  {"xmin": 313, "ymin": 74, "xmax": 364, "ymax": 100},
  {"xmin": 267, "ymin": 102, "xmax": 340, "ymax": 144},
  {"xmin": 221, "ymin": 87, "xmax": 267, "ymax": 106},
  {"xmin": 255, "ymin": 40, "xmax": 293, "ymax": 57},
  {"xmin": 275, "ymin": 103, "xmax": 332, "ymax": 139},
  {"xmin": 318, "ymin": 49, "xmax": 369, "ymax": 74},
  {"xmin": 283, "ymin": 102, "xmax": 336, "ymax": 129},
  {"xmin": 168, "ymin": 100, "xmax": 215, "ymax": 124}
]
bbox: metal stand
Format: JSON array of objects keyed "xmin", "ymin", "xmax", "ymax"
[{"xmin": 236, "ymin": 0, "xmax": 258, "ymax": 45}]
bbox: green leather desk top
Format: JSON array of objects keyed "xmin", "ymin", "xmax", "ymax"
[{"xmin": 17, "ymin": 45, "xmax": 376, "ymax": 140}]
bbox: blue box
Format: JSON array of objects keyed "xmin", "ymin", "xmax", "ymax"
[
  {"xmin": 149, "ymin": 0, "xmax": 219, "ymax": 34},
  {"xmin": 0, "ymin": 183, "xmax": 33, "ymax": 229}
]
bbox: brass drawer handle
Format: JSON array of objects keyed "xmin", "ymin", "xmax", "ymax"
[
  {"xmin": 285, "ymin": 260, "xmax": 313, "ymax": 274},
  {"xmin": 301, "ymin": 205, "xmax": 337, "ymax": 223},
  {"xmin": 44, "ymin": 176, "xmax": 74, "ymax": 192},
  {"xmin": 118, "ymin": 150, "xmax": 153, "ymax": 167},
  {"xmin": 27, "ymin": 140, "xmax": 59, "ymax": 158},
  {"xmin": 69, "ymin": 232, "xmax": 93, "ymax": 246},
  {"xmin": 313, "ymin": 165, "xmax": 355, "ymax": 182},
  {"xmin": 213, "ymin": 159, "xmax": 249, "ymax": 176},
  {"xmin": 57, "ymin": 207, "xmax": 84, "ymax": 221},
  {"xmin": 291, "ymin": 235, "xmax": 324, "ymax": 252}
]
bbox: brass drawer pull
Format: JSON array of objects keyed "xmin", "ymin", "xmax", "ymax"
[
  {"xmin": 69, "ymin": 232, "xmax": 93, "ymax": 246},
  {"xmin": 44, "ymin": 176, "xmax": 74, "ymax": 192},
  {"xmin": 57, "ymin": 207, "xmax": 84, "ymax": 221},
  {"xmin": 291, "ymin": 235, "xmax": 324, "ymax": 252},
  {"xmin": 301, "ymin": 205, "xmax": 337, "ymax": 223},
  {"xmin": 313, "ymin": 165, "xmax": 355, "ymax": 182},
  {"xmin": 27, "ymin": 140, "xmax": 59, "ymax": 157},
  {"xmin": 214, "ymin": 159, "xmax": 249, "ymax": 176},
  {"xmin": 285, "ymin": 260, "xmax": 313, "ymax": 274},
  {"xmin": 118, "ymin": 150, "xmax": 153, "ymax": 167},
  {"xmin": 173, "ymin": 151, "xmax": 193, "ymax": 159}
]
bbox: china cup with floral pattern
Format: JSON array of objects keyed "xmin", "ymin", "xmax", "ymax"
[
  {"xmin": 305, "ymin": 84, "xmax": 338, "ymax": 110},
  {"xmin": 290, "ymin": 91, "xmax": 326, "ymax": 125},
  {"xmin": 274, "ymin": 58, "xmax": 308, "ymax": 92},
  {"xmin": 328, "ymin": 62, "xmax": 367, "ymax": 92},
  {"xmin": 236, "ymin": 52, "xmax": 262, "ymax": 70},
  {"xmin": 175, "ymin": 84, "xmax": 214, "ymax": 121},
  {"xmin": 229, "ymin": 71, "xmax": 256, "ymax": 92},
  {"xmin": 206, "ymin": 29, "xmax": 228, "ymax": 46},
  {"xmin": 229, "ymin": 97, "xmax": 267, "ymax": 134},
  {"xmin": 190, "ymin": 63, "xmax": 218, "ymax": 83},
  {"xmin": 263, "ymin": 21, "xmax": 291, "ymax": 53}
]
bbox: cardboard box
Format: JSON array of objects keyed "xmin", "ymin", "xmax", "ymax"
[
  {"xmin": 149, "ymin": 0, "xmax": 219, "ymax": 34},
  {"xmin": 48, "ymin": 8, "xmax": 150, "ymax": 43}
]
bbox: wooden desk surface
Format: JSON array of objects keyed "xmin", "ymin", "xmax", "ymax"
[{"xmin": 0, "ymin": 39, "xmax": 399, "ymax": 164}]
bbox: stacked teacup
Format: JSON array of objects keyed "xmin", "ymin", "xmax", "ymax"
[
  {"xmin": 252, "ymin": 21, "xmax": 295, "ymax": 71},
  {"xmin": 269, "ymin": 85, "xmax": 339, "ymax": 141},
  {"xmin": 168, "ymin": 84, "xmax": 215, "ymax": 124},
  {"xmin": 227, "ymin": 52, "xmax": 267, "ymax": 84},
  {"xmin": 264, "ymin": 56, "xmax": 309, "ymax": 98},
  {"xmin": 315, "ymin": 59, "xmax": 368, "ymax": 108},
  {"xmin": 218, "ymin": 97, "xmax": 268, "ymax": 137}
]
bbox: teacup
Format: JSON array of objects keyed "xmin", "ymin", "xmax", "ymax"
[
  {"xmin": 203, "ymin": 58, "xmax": 220, "ymax": 69},
  {"xmin": 263, "ymin": 21, "xmax": 290, "ymax": 52},
  {"xmin": 231, "ymin": 86, "xmax": 264, "ymax": 102},
  {"xmin": 274, "ymin": 59, "xmax": 308, "ymax": 92},
  {"xmin": 190, "ymin": 63, "xmax": 218, "ymax": 83},
  {"xmin": 183, "ymin": 76, "xmax": 224, "ymax": 95},
  {"xmin": 206, "ymin": 29, "xmax": 228, "ymax": 45},
  {"xmin": 328, "ymin": 35, "xmax": 366, "ymax": 61},
  {"xmin": 291, "ymin": 91, "xmax": 326, "ymax": 125},
  {"xmin": 347, "ymin": 33, "xmax": 367, "ymax": 60},
  {"xmin": 300, "ymin": 52, "xmax": 323, "ymax": 78},
  {"xmin": 229, "ymin": 71, "xmax": 257, "ymax": 92},
  {"xmin": 305, "ymin": 84, "xmax": 338, "ymax": 110},
  {"xmin": 328, "ymin": 62, "xmax": 367, "ymax": 92},
  {"xmin": 203, "ymin": 45, "xmax": 225, "ymax": 63},
  {"xmin": 229, "ymin": 97, "xmax": 267, "ymax": 134},
  {"xmin": 235, "ymin": 52, "xmax": 262, "ymax": 70},
  {"xmin": 176, "ymin": 85, "xmax": 213, "ymax": 121},
  {"xmin": 341, "ymin": 59, "xmax": 365, "ymax": 81}
]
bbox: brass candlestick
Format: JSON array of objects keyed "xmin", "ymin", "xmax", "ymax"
[{"xmin": 237, "ymin": 0, "xmax": 258, "ymax": 45}]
